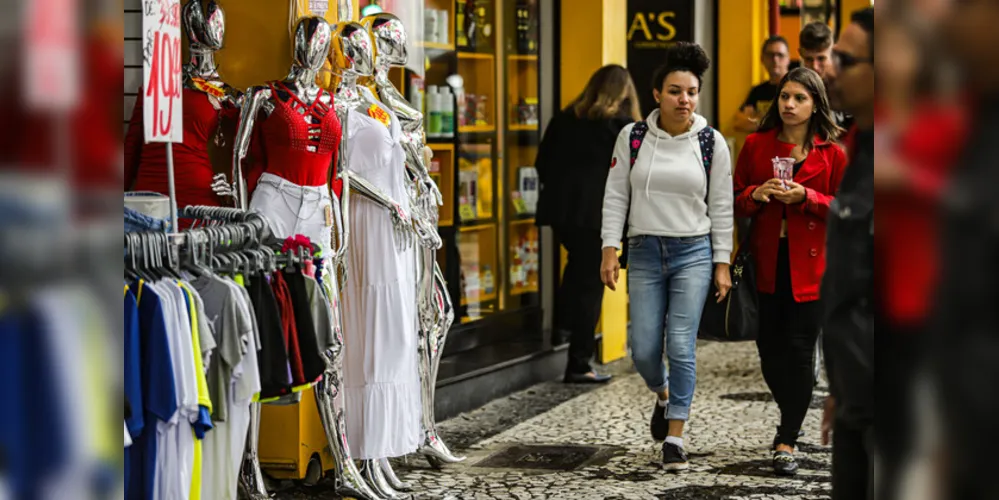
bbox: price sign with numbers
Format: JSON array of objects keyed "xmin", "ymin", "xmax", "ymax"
[{"xmin": 142, "ymin": 0, "xmax": 183, "ymax": 143}]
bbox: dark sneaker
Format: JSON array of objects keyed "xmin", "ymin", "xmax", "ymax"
[
  {"xmin": 773, "ymin": 451, "xmax": 799, "ymax": 476},
  {"xmin": 662, "ymin": 442, "xmax": 689, "ymax": 472},
  {"xmin": 650, "ymin": 400, "xmax": 668, "ymax": 441}
]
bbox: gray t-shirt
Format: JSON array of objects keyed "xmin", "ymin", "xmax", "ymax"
[
  {"xmin": 304, "ymin": 275, "xmax": 335, "ymax": 352},
  {"xmin": 192, "ymin": 275, "xmax": 250, "ymax": 422}
]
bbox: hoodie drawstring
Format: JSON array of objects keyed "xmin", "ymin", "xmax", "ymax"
[{"xmin": 644, "ymin": 134, "xmax": 660, "ymax": 200}]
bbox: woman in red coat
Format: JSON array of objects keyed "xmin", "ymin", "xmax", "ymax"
[{"xmin": 733, "ymin": 67, "xmax": 847, "ymax": 476}]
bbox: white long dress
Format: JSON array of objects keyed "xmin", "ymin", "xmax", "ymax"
[{"xmin": 342, "ymin": 91, "xmax": 422, "ymax": 460}]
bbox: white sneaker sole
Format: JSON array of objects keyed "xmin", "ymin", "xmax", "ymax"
[{"xmin": 664, "ymin": 462, "xmax": 689, "ymax": 472}]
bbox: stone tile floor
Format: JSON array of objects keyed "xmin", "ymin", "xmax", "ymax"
[{"xmin": 274, "ymin": 341, "xmax": 831, "ymax": 499}]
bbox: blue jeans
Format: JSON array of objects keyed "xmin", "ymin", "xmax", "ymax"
[{"xmin": 627, "ymin": 235, "xmax": 713, "ymax": 421}]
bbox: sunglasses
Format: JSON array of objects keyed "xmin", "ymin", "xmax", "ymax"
[{"xmin": 832, "ymin": 49, "xmax": 873, "ymax": 70}]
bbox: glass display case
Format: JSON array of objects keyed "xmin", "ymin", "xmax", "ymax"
[{"xmin": 399, "ymin": 0, "xmax": 543, "ymax": 330}]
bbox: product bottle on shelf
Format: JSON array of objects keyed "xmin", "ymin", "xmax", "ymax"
[
  {"xmin": 456, "ymin": 0, "xmax": 469, "ymax": 48},
  {"xmin": 425, "ymin": 9, "xmax": 438, "ymax": 46},
  {"xmin": 438, "ymin": 10, "xmax": 449, "ymax": 45},
  {"xmin": 441, "ymin": 87, "xmax": 454, "ymax": 138},
  {"xmin": 483, "ymin": 265, "xmax": 495, "ymax": 295},
  {"xmin": 427, "ymin": 85, "xmax": 442, "ymax": 138}
]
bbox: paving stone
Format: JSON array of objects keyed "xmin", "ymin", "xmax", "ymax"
[{"xmin": 273, "ymin": 342, "xmax": 831, "ymax": 499}]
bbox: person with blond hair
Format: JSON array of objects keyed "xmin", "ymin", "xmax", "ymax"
[{"xmin": 536, "ymin": 64, "xmax": 642, "ymax": 384}]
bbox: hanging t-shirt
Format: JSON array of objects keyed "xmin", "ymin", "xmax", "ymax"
[
  {"xmin": 247, "ymin": 273, "xmax": 292, "ymax": 400},
  {"xmin": 304, "ymin": 275, "xmax": 335, "ymax": 353},
  {"xmin": 283, "ymin": 270, "xmax": 327, "ymax": 383},
  {"xmin": 149, "ymin": 280, "xmax": 197, "ymax": 500},
  {"xmin": 191, "ymin": 275, "xmax": 249, "ymax": 422},
  {"xmin": 201, "ymin": 279, "xmax": 260, "ymax": 500},
  {"xmin": 126, "ymin": 281, "xmax": 177, "ymax": 500},
  {"xmin": 124, "ymin": 286, "xmax": 143, "ymax": 490}
]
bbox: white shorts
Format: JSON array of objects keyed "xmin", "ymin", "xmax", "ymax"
[{"xmin": 249, "ymin": 173, "xmax": 334, "ymax": 257}]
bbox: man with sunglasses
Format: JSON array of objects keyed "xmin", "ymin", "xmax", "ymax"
[{"xmin": 817, "ymin": 7, "xmax": 875, "ymax": 500}]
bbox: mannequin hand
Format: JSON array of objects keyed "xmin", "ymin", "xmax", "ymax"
[
  {"xmin": 423, "ymin": 146, "xmax": 434, "ymax": 167},
  {"xmin": 425, "ymin": 179, "xmax": 444, "ymax": 207},
  {"xmin": 211, "ymin": 173, "xmax": 236, "ymax": 199},
  {"xmin": 390, "ymin": 203, "xmax": 414, "ymax": 250},
  {"xmin": 600, "ymin": 247, "xmax": 621, "ymax": 291},
  {"xmin": 752, "ymin": 179, "xmax": 785, "ymax": 203}
]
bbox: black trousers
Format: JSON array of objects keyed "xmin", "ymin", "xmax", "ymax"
[
  {"xmin": 832, "ymin": 419, "xmax": 874, "ymax": 500},
  {"xmin": 876, "ymin": 321, "xmax": 922, "ymax": 500},
  {"xmin": 756, "ymin": 239, "xmax": 822, "ymax": 447},
  {"xmin": 556, "ymin": 229, "xmax": 605, "ymax": 375}
]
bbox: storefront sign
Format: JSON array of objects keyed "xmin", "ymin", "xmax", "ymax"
[
  {"xmin": 626, "ymin": 0, "xmax": 695, "ymax": 115},
  {"xmin": 142, "ymin": 0, "xmax": 183, "ymax": 143}
]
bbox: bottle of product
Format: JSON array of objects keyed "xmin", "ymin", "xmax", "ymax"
[
  {"xmin": 427, "ymin": 86, "xmax": 442, "ymax": 138},
  {"xmin": 483, "ymin": 266, "xmax": 495, "ymax": 295},
  {"xmin": 441, "ymin": 87, "xmax": 454, "ymax": 137},
  {"xmin": 456, "ymin": 0, "xmax": 468, "ymax": 47},
  {"xmin": 425, "ymin": 9, "xmax": 438, "ymax": 46},
  {"xmin": 438, "ymin": 10, "xmax": 449, "ymax": 45}
]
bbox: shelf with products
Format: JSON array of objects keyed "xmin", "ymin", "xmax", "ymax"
[
  {"xmin": 507, "ymin": 220, "xmax": 540, "ymax": 298},
  {"xmin": 455, "ymin": 0, "xmax": 498, "ymax": 55},
  {"xmin": 506, "ymin": 58, "xmax": 539, "ymax": 130},
  {"xmin": 455, "ymin": 222, "xmax": 499, "ymax": 321},
  {"xmin": 423, "ymin": 0, "xmax": 456, "ymax": 51},
  {"xmin": 457, "ymin": 142, "xmax": 495, "ymax": 224},
  {"xmin": 428, "ymin": 143, "xmax": 455, "ymax": 227},
  {"xmin": 455, "ymin": 56, "xmax": 496, "ymax": 131}
]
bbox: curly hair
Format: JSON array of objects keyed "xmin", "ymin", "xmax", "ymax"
[{"xmin": 650, "ymin": 42, "xmax": 711, "ymax": 92}]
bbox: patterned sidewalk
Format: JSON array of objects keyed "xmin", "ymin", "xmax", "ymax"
[{"xmin": 276, "ymin": 341, "xmax": 832, "ymax": 499}]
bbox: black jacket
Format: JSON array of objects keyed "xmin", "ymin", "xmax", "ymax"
[
  {"xmin": 535, "ymin": 108, "xmax": 633, "ymax": 233},
  {"xmin": 821, "ymin": 128, "xmax": 874, "ymax": 428}
]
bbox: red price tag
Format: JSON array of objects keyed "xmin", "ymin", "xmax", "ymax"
[{"xmin": 142, "ymin": 0, "xmax": 183, "ymax": 143}]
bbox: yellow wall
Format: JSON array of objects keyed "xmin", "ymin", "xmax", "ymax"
[
  {"xmin": 840, "ymin": 0, "xmax": 871, "ymax": 34},
  {"xmin": 717, "ymin": 0, "xmax": 767, "ymax": 139},
  {"xmin": 558, "ymin": 0, "xmax": 630, "ymax": 364},
  {"xmin": 209, "ymin": 0, "xmax": 355, "ymax": 91},
  {"xmin": 559, "ymin": 0, "xmax": 627, "ymax": 108}
]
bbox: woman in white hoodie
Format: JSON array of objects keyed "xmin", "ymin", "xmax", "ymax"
[{"xmin": 599, "ymin": 43, "xmax": 734, "ymax": 471}]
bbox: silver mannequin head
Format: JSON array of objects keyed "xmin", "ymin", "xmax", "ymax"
[
  {"xmin": 362, "ymin": 13, "xmax": 408, "ymax": 68},
  {"xmin": 183, "ymin": 0, "xmax": 224, "ymax": 52},
  {"xmin": 331, "ymin": 22, "xmax": 375, "ymax": 79},
  {"xmin": 293, "ymin": 16, "xmax": 333, "ymax": 74}
]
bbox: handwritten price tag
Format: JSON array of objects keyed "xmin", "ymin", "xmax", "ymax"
[
  {"xmin": 511, "ymin": 192, "xmax": 528, "ymax": 215},
  {"xmin": 142, "ymin": 0, "xmax": 183, "ymax": 143},
  {"xmin": 459, "ymin": 204, "xmax": 477, "ymax": 221}
]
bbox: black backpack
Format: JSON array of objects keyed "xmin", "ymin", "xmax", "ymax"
[{"xmin": 618, "ymin": 122, "xmax": 716, "ymax": 268}]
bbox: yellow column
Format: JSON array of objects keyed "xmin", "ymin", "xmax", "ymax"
[
  {"xmin": 558, "ymin": 0, "xmax": 629, "ymax": 364},
  {"xmin": 840, "ymin": 0, "xmax": 871, "ymax": 33},
  {"xmin": 717, "ymin": 0, "xmax": 768, "ymax": 139}
]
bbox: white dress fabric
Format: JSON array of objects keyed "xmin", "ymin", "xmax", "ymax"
[
  {"xmin": 249, "ymin": 172, "xmax": 334, "ymax": 257},
  {"xmin": 342, "ymin": 90, "xmax": 422, "ymax": 460}
]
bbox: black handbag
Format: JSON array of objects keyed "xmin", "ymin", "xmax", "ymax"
[{"xmin": 698, "ymin": 232, "xmax": 759, "ymax": 342}]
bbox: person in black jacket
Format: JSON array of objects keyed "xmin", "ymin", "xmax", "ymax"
[
  {"xmin": 535, "ymin": 64, "xmax": 641, "ymax": 383},
  {"xmin": 818, "ymin": 8, "xmax": 875, "ymax": 500}
]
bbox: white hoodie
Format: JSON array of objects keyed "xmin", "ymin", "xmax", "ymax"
[{"xmin": 600, "ymin": 110, "xmax": 734, "ymax": 264}]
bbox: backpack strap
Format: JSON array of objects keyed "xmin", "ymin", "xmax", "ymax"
[
  {"xmin": 697, "ymin": 126, "xmax": 716, "ymax": 174},
  {"xmin": 628, "ymin": 122, "xmax": 649, "ymax": 168}
]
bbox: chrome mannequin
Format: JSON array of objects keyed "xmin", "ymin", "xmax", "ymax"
[
  {"xmin": 331, "ymin": 21, "xmax": 412, "ymax": 500},
  {"xmin": 179, "ymin": 3, "xmax": 265, "ymax": 498},
  {"xmin": 182, "ymin": 0, "xmax": 241, "ymax": 106},
  {"xmin": 220, "ymin": 16, "xmax": 378, "ymax": 500},
  {"xmin": 362, "ymin": 13, "xmax": 464, "ymax": 468},
  {"xmin": 331, "ymin": 21, "xmax": 425, "ymax": 251}
]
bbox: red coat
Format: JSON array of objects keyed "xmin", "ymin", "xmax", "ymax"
[{"xmin": 733, "ymin": 128, "xmax": 848, "ymax": 302}]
